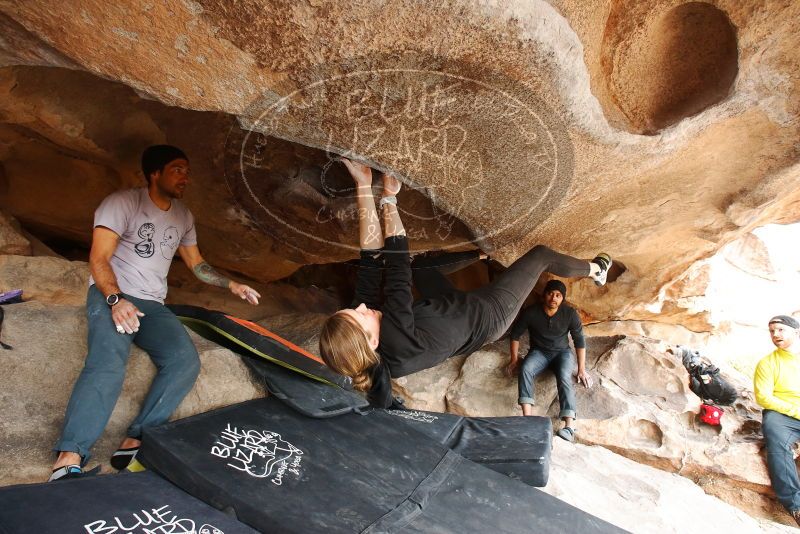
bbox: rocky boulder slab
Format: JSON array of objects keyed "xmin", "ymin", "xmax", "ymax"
[
  {"xmin": 0, "ymin": 301, "xmax": 263, "ymax": 485},
  {"xmin": 0, "ymin": 255, "xmax": 89, "ymax": 305},
  {"xmin": 397, "ymin": 334, "xmax": 788, "ymax": 523},
  {"xmin": 545, "ymin": 440, "xmax": 794, "ymax": 532},
  {"xmin": 0, "ymin": 1, "xmax": 799, "ymax": 324},
  {"xmin": 0, "ymin": 210, "xmax": 30, "ymax": 256}
]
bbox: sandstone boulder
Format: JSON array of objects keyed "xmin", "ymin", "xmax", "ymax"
[
  {"xmin": 165, "ymin": 262, "xmax": 338, "ymax": 321},
  {"xmin": 254, "ymin": 312, "xmax": 328, "ymax": 355},
  {"xmin": 627, "ymin": 226, "xmax": 800, "ymax": 377},
  {"xmin": 0, "ymin": 249, "xmax": 338, "ymax": 318},
  {"xmin": 0, "ymin": 300, "xmax": 263, "ymax": 485},
  {"xmin": 577, "ymin": 337, "xmax": 788, "ymax": 523},
  {"xmin": 0, "ymin": 255, "xmax": 88, "ymax": 305},
  {"xmin": 722, "ymin": 232, "xmax": 777, "ymax": 281},
  {"xmin": 584, "ymin": 320, "xmax": 709, "ymax": 348},
  {"xmin": 0, "ymin": 1, "xmax": 799, "ymax": 528},
  {"xmin": 392, "ymin": 355, "xmax": 468, "ymax": 414},
  {"xmin": 0, "ymin": 1, "xmax": 799, "ymax": 325},
  {"xmin": 0, "ymin": 65, "xmax": 475, "ymax": 277},
  {"xmin": 0, "ymin": 210, "xmax": 30, "ymax": 256},
  {"xmin": 395, "ymin": 334, "xmax": 789, "ymax": 523},
  {"xmin": 545, "ymin": 440, "xmax": 793, "ymax": 533}
]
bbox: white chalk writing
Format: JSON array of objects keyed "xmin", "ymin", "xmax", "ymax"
[
  {"xmin": 226, "ymin": 67, "xmax": 571, "ymax": 254},
  {"xmin": 386, "ymin": 410, "xmax": 439, "ymax": 424},
  {"xmin": 210, "ymin": 423, "xmax": 304, "ymax": 485},
  {"xmin": 83, "ymin": 505, "xmax": 223, "ymax": 534}
]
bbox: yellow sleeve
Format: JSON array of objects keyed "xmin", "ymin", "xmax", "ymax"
[{"xmin": 754, "ymin": 357, "xmax": 800, "ymax": 419}]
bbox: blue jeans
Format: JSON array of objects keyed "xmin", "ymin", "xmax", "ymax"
[
  {"xmin": 54, "ymin": 285, "xmax": 200, "ymax": 462},
  {"xmin": 762, "ymin": 409, "xmax": 800, "ymax": 512},
  {"xmin": 518, "ymin": 349, "xmax": 577, "ymax": 419}
]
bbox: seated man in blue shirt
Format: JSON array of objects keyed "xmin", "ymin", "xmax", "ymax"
[{"xmin": 506, "ymin": 279, "xmax": 592, "ymax": 442}]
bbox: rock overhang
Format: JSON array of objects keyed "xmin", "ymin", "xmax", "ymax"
[{"xmin": 0, "ymin": 0, "xmax": 797, "ymax": 323}]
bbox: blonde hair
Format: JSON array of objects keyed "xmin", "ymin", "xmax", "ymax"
[{"xmin": 319, "ymin": 312, "xmax": 380, "ymax": 392}]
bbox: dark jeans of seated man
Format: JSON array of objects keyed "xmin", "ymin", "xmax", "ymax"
[
  {"xmin": 518, "ymin": 349, "xmax": 577, "ymax": 419},
  {"xmin": 54, "ymin": 285, "xmax": 200, "ymax": 463},
  {"xmin": 762, "ymin": 409, "xmax": 800, "ymax": 513}
]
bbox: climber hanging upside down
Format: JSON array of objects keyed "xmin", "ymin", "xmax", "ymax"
[{"xmin": 319, "ymin": 158, "xmax": 613, "ymax": 408}]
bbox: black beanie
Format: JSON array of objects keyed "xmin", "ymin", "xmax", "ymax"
[
  {"xmin": 141, "ymin": 145, "xmax": 188, "ymax": 183},
  {"xmin": 544, "ymin": 279, "xmax": 567, "ymax": 298},
  {"xmin": 769, "ymin": 315, "xmax": 799, "ymax": 329}
]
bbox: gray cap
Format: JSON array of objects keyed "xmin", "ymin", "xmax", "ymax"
[{"xmin": 769, "ymin": 315, "xmax": 799, "ymax": 329}]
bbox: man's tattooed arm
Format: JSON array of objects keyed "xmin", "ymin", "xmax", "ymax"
[
  {"xmin": 193, "ymin": 261, "xmax": 231, "ymax": 288},
  {"xmin": 179, "ymin": 245, "xmax": 260, "ymax": 305}
]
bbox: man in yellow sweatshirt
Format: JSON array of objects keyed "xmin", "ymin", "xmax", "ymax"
[{"xmin": 755, "ymin": 314, "xmax": 800, "ymax": 526}]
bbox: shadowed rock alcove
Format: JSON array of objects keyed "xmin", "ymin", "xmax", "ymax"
[
  {"xmin": 602, "ymin": 2, "xmax": 739, "ymax": 134},
  {"xmin": 0, "ymin": 65, "xmax": 480, "ymax": 275}
]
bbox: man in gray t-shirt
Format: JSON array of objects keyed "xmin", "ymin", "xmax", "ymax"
[
  {"xmin": 88, "ymin": 186, "xmax": 197, "ymax": 303},
  {"xmin": 89, "ymin": 187, "xmax": 197, "ymax": 303},
  {"xmin": 50, "ymin": 145, "xmax": 261, "ymax": 482}
]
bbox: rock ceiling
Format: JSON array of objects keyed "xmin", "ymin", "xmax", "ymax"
[{"xmin": 0, "ymin": 0, "xmax": 798, "ymax": 324}]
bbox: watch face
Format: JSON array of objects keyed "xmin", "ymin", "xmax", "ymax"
[{"xmin": 107, "ymin": 294, "xmax": 119, "ymax": 306}]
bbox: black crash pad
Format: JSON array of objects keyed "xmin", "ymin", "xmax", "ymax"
[
  {"xmin": 244, "ymin": 356, "xmax": 370, "ymax": 418},
  {"xmin": 242, "ymin": 356, "xmax": 549, "ymax": 484},
  {"xmin": 243, "ymin": 361, "xmax": 550, "ymax": 485},
  {"xmin": 0, "ymin": 471, "xmax": 257, "ymax": 534},
  {"xmin": 141, "ymin": 397, "xmax": 626, "ymax": 534},
  {"xmin": 384, "ymin": 408, "xmax": 552, "ymax": 487},
  {"xmin": 168, "ymin": 304, "xmax": 351, "ymax": 389}
]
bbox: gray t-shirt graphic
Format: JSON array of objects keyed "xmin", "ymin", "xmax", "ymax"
[{"xmin": 89, "ymin": 188, "xmax": 197, "ymax": 303}]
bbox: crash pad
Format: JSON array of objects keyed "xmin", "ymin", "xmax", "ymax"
[
  {"xmin": 0, "ymin": 470, "xmax": 257, "ymax": 534},
  {"xmin": 168, "ymin": 304, "xmax": 351, "ymax": 389},
  {"xmin": 140, "ymin": 397, "xmax": 626, "ymax": 533}
]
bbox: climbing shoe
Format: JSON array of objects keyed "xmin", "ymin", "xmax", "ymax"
[
  {"xmin": 590, "ymin": 253, "xmax": 612, "ymax": 286},
  {"xmin": 48, "ymin": 464, "xmax": 100, "ymax": 482},
  {"xmin": 556, "ymin": 426, "xmax": 577, "ymax": 443}
]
